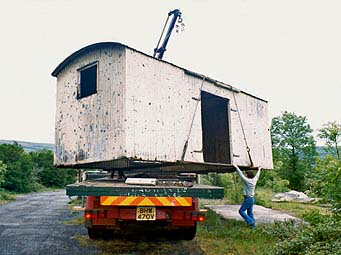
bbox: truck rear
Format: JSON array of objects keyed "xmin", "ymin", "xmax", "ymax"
[{"xmin": 67, "ymin": 175, "xmax": 224, "ymax": 239}]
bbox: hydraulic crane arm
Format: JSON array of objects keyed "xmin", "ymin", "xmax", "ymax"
[{"xmin": 153, "ymin": 9, "xmax": 183, "ymax": 60}]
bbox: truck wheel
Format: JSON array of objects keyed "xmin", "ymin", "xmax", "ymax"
[
  {"xmin": 181, "ymin": 225, "xmax": 197, "ymax": 240},
  {"xmin": 171, "ymin": 224, "xmax": 197, "ymax": 240},
  {"xmin": 87, "ymin": 228, "xmax": 101, "ymax": 239}
]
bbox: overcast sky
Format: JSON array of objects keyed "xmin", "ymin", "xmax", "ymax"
[{"xmin": 0, "ymin": 0, "xmax": 340, "ymax": 144}]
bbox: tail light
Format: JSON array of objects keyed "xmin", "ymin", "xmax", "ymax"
[
  {"xmin": 84, "ymin": 211, "xmax": 97, "ymax": 220},
  {"xmin": 191, "ymin": 211, "xmax": 206, "ymax": 222},
  {"xmin": 198, "ymin": 215, "xmax": 205, "ymax": 222}
]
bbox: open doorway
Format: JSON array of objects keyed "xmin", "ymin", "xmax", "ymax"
[{"xmin": 201, "ymin": 91, "xmax": 231, "ymax": 164}]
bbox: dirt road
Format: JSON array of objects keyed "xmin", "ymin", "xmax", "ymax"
[
  {"xmin": 0, "ymin": 191, "xmax": 204, "ymax": 255},
  {"xmin": 0, "ymin": 190, "xmax": 99, "ymax": 255}
]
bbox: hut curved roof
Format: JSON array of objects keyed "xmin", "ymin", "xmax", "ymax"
[
  {"xmin": 52, "ymin": 42, "xmax": 127, "ymax": 77},
  {"xmin": 51, "ymin": 41, "xmax": 267, "ymax": 102}
]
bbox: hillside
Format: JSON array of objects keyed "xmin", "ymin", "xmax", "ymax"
[{"xmin": 0, "ymin": 140, "xmax": 54, "ymax": 152}]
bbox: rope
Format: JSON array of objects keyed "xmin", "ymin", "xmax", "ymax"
[
  {"xmin": 232, "ymin": 91, "xmax": 254, "ymax": 167},
  {"xmin": 181, "ymin": 76, "xmax": 206, "ymax": 161}
]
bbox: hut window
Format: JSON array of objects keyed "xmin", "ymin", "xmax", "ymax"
[{"xmin": 78, "ymin": 63, "xmax": 97, "ymax": 99}]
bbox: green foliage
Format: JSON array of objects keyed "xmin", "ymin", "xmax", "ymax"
[
  {"xmin": 29, "ymin": 149, "xmax": 77, "ymax": 188},
  {"xmin": 0, "ymin": 190, "xmax": 16, "ymax": 204},
  {"xmin": 271, "ymin": 111, "xmax": 317, "ymax": 191},
  {"xmin": 259, "ymin": 211, "xmax": 341, "ymax": 255},
  {"xmin": 0, "ymin": 143, "xmax": 76, "ymax": 193},
  {"xmin": 302, "ymin": 210, "xmax": 329, "ymax": 224},
  {"xmin": 318, "ymin": 121, "xmax": 341, "ymax": 160},
  {"xmin": 196, "ymin": 210, "xmax": 276, "ymax": 255},
  {"xmin": 260, "ymin": 221, "xmax": 298, "ymax": 241},
  {"xmin": 197, "ymin": 199, "xmax": 334, "ymax": 255},
  {"xmin": 269, "ymin": 216, "xmax": 341, "ymax": 255},
  {"xmin": 308, "ymin": 156, "xmax": 341, "ymax": 215},
  {"xmin": 0, "ymin": 160, "xmax": 6, "ymax": 186},
  {"xmin": 63, "ymin": 216, "xmax": 84, "ymax": 225},
  {"xmin": 201, "ymin": 172, "xmax": 228, "ymax": 187},
  {"xmin": 257, "ymin": 170, "xmax": 290, "ymax": 192},
  {"xmin": 0, "ymin": 143, "xmax": 39, "ymax": 192},
  {"xmin": 201, "ymin": 173, "xmax": 243, "ymax": 203}
]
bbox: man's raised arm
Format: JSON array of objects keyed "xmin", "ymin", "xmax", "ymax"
[{"xmin": 233, "ymin": 164, "xmax": 248, "ymax": 183}]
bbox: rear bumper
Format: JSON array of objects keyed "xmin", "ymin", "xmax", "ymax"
[{"xmin": 84, "ymin": 207, "xmax": 205, "ymax": 229}]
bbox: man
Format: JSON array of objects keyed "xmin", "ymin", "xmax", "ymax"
[{"xmin": 233, "ymin": 164, "xmax": 261, "ymax": 228}]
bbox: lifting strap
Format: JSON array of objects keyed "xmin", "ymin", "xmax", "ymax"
[
  {"xmin": 232, "ymin": 91, "xmax": 254, "ymax": 167},
  {"xmin": 181, "ymin": 76, "xmax": 206, "ymax": 161}
]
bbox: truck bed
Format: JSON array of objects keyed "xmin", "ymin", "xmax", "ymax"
[{"xmin": 66, "ymin": 178, "xmax": 224, "ymax": 199}]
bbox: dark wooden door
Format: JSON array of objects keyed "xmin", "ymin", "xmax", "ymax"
[{"xmin": 201, "ymin": 91, "xmax": 231, "ymax": 163}]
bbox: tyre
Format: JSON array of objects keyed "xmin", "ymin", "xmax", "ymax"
[
  {"xmin": 88, "ymin": 228, "xmax": 116, "ymax": 239},
  {"xmin": 180, "ymin": 225, "xmax": 197, "ymax": 240},
  {"xmin": 170, "ymin": 223, "xmax": 197, "ymax": 240},
  {"xmin": 87, "ymin": 228, "xmax": 101, "ymax": 239}
]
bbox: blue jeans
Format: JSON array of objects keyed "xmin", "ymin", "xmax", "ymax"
[{"xmin": 239, "ymin": 197, "xmax": 255, "ymax": 226}]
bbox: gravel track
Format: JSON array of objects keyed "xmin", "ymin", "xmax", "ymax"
[{"xmin": 0, "ymin": 190, "xmax": 99, "ymax": 255}]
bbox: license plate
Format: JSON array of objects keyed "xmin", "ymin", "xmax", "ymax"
[{"xmin": 136, "ymin": 207, "xmax": 156, "ymax": 221}]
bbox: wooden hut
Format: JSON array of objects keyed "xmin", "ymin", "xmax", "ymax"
[{"xmin": 52, "ymin": 42, "xmax": 273, "ymax": 173}]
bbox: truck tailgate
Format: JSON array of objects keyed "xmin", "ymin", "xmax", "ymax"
[{"xmin": 66, "ymin": 180, "xmax": 224, "ymax": 199}]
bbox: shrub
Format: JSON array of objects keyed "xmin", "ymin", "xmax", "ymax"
[{"xmin": 269, "ymin": 215, "xmax": 341, "ymax": 255}]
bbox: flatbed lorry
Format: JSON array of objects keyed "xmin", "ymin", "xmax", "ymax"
[{"xmin": 67, "ymin": 174, "xmax": 224, "ymax": 239}]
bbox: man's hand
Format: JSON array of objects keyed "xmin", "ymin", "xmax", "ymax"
[{"xmin": 233, "ymin": 164, "xmax": 240, "ymax": 170}]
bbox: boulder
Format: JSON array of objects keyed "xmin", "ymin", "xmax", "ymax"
[{"xmin": 272, "ymin": 190, "xmax": 319, "ymax": 203}]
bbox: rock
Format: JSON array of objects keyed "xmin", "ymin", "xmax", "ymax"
[
  {"xmin": 272, "ymin": 190, "xmax": 319, "ymax": 203},
  {"xmin": 205, "ymin": 204, "xmax": 301, "ymax": 224}
]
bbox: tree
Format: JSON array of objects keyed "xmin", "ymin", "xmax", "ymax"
[
  {"xmin": 271, "ymin": 111, "xmax": 317, "ymax": 191},
  {"xmin": 0, "ymin": 160, "xmax": 6, "ymax": 187},
  {"xmin": 318, "ymin": 121, "xmax": 341, "ymax": 160},
  {"xmin": 309, "ymin": 156, "xmax": 341, "ymax": 215},
  {"xmin": 29, "ymin": 149, "xmax": 76, "ymax": 187},
  {"xmin": 0, "ymin": 143, "xmax": 38, "ymax": 192}
]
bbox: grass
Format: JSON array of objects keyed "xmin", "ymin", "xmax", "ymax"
[
  {"xmin": 196, "ymin": 210, "xmax": 276, "ymax": 255},
  {"xmin": 254, "ymin": 188, "xmax": 331, "ymax": 218},
  {"xmin": 198, "ymin": 188, "xmax": 332, "ymax": 254},
  {"xmin": 72, "ymin": 211, "xmax": 279, "ymax": 255},
  {"xmin": 35, "ymin": 186, "xmax": 64, "ymax": 192},
  {"xmin": 67, "ymin": 196, "xmax": 83, "ymax": 205},
  {"xmin": 64, "ymin": 216, "xmax": 84, "ymax": 225},
  {"xmin": 73, "ymin": 233, "xmax": 202, "ymax": 255},
  {"xmin": 0, "ymin": 190, "xmax": 16, "ymax": 204},
  {"xmin": 67, "ymin": 196, "xmax": 85, "ymax": 210}
]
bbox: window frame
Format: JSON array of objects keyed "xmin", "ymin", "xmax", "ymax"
[{"xmin": 77, "ymin": 61, "xmax": 98, "ymax": 99}]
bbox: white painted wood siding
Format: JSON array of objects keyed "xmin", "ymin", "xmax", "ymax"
[
  {"xmin": 54, "ymin": 46, "xmax": 126, "ymax": 166},
  {"xmin": 125, "ymin": 48, "xmax": 273, "ymax": 169},
  {"xmin": 54, "ymin": 43, "xmax": 273, "ymax": 169}
]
